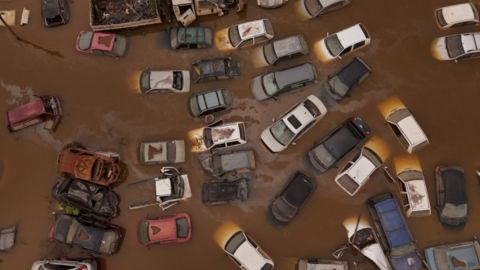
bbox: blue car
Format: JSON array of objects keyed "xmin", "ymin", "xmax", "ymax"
[
  {"xmin": 367, "ymin": 193, "xmax": 423, "ymax": 270},
  {"xmin": 425, "ymin": 238, "xmax": 480, "ymax": 270}
]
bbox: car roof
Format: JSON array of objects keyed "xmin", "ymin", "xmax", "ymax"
[
  {"xmin": 282, "ymin": 103, "xmax": 316, "ymax": 134},
  {"xmin": 404, "ymin": 180, "xmax": 430, "ymax": 212},
  {"xmin": 177, "ymin": 27, "xmax": 208, "ymax": 44},
  {"xmin": 275, "ymin": 63, "xmax": 315, "ymax": 89},
  {"xmin": 149, "ymin": 71, "xmax": 175, "ymax": 90},
  {"xmin": 283, "ymin": 173, "xmax": 314, "ymax": 207},
  {"xmin": 272, "ymin": 35, "xmax": 305, "ymax": 58},
  {"xmin": 141, "ymin": 142, "xmax": 168, "ymax": 162},
  {"xmin": 396, "ymin": 115, "xmax": 428, "ymax": 147},
  {"xmin": 196, "ymin": 89, "xmax": 226, "ymax": 111},
  {"xmin": 211, "ymin": 123, "xmax": 243, "ymax": 144},
  {"xmin": 460, "ymin": 32, "xmax": 480, "ymax": 52},
  {"xmin": 324, "ymin": 124, "xmax": 362, "ymax": 159},
  {"xmin": 346, "ymin": 154, "xmax": 376, "ymax": 184},
  {"xmin": 147, "ymin": 218, "xmax": 177, "ymax": 242},
  {"xmin": 373, "ymin": 198, "xmax": 413, "ymax": 249},
  {"xmin": 336, "ymin": 24, "xmax": 369, "ymax": 47},
  {"xmin": 233, "ymin": 238, "xmax": 269, "ymax": 270},
  {"xmin": 442, "ymin": 168, "xmax": 467, "ymax": 204},
  {"xmin": 91, "ymin": 32, "xmax": 115, "ymax": 51},
  {"xmin": 320, "ymin": 0, "xmax": 346, "ymax": 7},
  {"xmin": 195, "ymin": 58, "xmax": 227, "ymax": 76},
  {"xmin": 155, "ymin": 178, "xmax": 173, "ymax": 197},
  {"xmin": 7, "ymin": 98, "xmax": 46, "ymax": 124},
  {"xmin": 335, "ymin": 57, "xmax": 370, "ymax": 89},
  {"xmin": 441, "ymin": 3, "xmax": 477, "ymax": 24},
  {"xmin": 237, "ymin": 19, "xmax": 268, "ymax": 41}
]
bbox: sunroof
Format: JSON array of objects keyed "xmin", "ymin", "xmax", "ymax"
[{"xmin": 287, "ymin": 115, "xmax": 301, "ymax": 129}]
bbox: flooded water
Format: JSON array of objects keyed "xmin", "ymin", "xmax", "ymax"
[{"xmin": 1, "ymin": 0, "xmax": 480, "ymax": 269}]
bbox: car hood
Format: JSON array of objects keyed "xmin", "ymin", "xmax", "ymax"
[{"xmin": 188, "ymin": 127, "xmax": 208, "ymax": 152}]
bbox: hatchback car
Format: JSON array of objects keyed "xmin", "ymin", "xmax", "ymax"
[
  {"xmin": 6, "ymin": 95, "xmax": 62, "ymax": 132},
  {"xmin": 188, "ymin": 88, "xmax": 233, "ymax": 117},
  {"xmin": 137, "ymin": 140, "xmax": 185, "ymax": 165},
  {"xmin": 306, "ymin": 117, "xmax": 370, "ymax": 173},
  {"xmin": 261, "ymin": 95, "xmax": 327, "ymax": 153},
  {"xmin": 269, "ymin": 172, "xmax": 316, "ymax": 226},
  {"xmin": 52, "ymin": 175, "xmax": 120, "ymax": 219},
  {"xmin": 199, "ymin": 150, "xmax": 255, "ymax": 177},
  {"xmin": 42, "ymin": 0, "xmax": 70, "ymax": 27},
  {"xmin": 75, "ymin": 31, "xmax": 127, "ymax": 57},
  {"xmin": 385, "ymin": 107, "xmax": 429, "ymax": 153},
  {"xmin": 31, "ymin": 259, "xmax": 97, "ymax": 270},
  {"xmin": 189, "ymin": 121, "xmax": 247, "ymax": 152},
  {"xmin": 435, "ymin": 2, "xmax": 479, "ymax": 29},
  {"xmin": 169, "ymin": 27, "xmax": 213, "ymax": 49},
  {"xmin": 226, "ymin": 19, "xmax": 274, "ymax": 49},
  {"xmin": 262, "ymin": 35, "xmax": 309, "ymax": 65},
  {"xmin": 191, "ymin": 57, "xmax": 241, "ymax": 83},
  {"xmin": 425, "ymin": 238, "xmax": 480, "ymax": 270},
  {"xmin": 432, "ymin": 32, "xmax": 480, "ymax": 61},
  {"xmin": 137, "ymin": 213, "xmax": 192, "ymax": 246},
  {"xmin": 435, "ymin": 166, "xmax": 468, "ymax": 227},
  {"xmin": 334, "ymin": 146, "xmax": 382, "ymax": 196},
  {"xmin": 317, "ymin": 23, "xmax": 370, "ymax": 61},
  {"xmin": 251, "ymin": 63, "xmax": 317, "ymax": 101},
  {"xmin": 139, "ymin": 69, "xmax": 190, "ymax": 94},
  {"xmin": 223, "ymin": 230, "xmax": 274, "ymax": 270},
  {"xmin": 202, "ymin": 179, "xmax": 249, "ymax": 205},
  {"xmin": 300, "ymin": 0, "xmax": 350, "ymax": 19},
  {"xmin": 49, "ymin": 214, "xmax": 122, "ymax": 256},
  {"xmin": 396, "ymin": 167, "xmax": 431, "ymax": 218}
]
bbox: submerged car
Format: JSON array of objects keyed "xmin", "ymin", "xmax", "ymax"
[
  {"xmin": 317, "ymin": 23, "xmax": 370, "ymax": 61},
  {"xmin": 300, "ymin": 0, "xmax": 350, "ymax": 19},
  {"xmin": 170, "ymin": 27, "xmax": 213, "ymax": 49},
  {"xmin": 199, "ymin": 150, "xmax": 255, "ymax": 177},
  {"xmin": 171, "ymin": 0, "xmax": 196, "ymax": 26},
  {"xmin": 52, "ymin": 175, "xmax": 120, "ymax": 219},
  {"xmin": 368, "ymin": 193, "xmax": 423, "ymax": 270},
  {"xmin": 307, "ymin": 117, "xmax": 370, "ymax": 173},
  {"xmin": 31, "ymin": 258, "xmax": 97, "ymax": 270},
  {"xmin": 269, "ymin": 172, "xmax": 316, "ymax": 226},
  {"xmin": 202, "ymin": 178, "xmax": 249, "ymax": 205},
  {"xmin": 57, "ymin": 143, "xmax": 121, "ymax": 186},
  {"xmin": 137, "ymin": 213, "xmax": 192, "ymax": 246},
  {"xmin": 432, "ymin": 32, "xmax": 480, "ymax": 61},
  {"xmin": 188, "ymin": 88, "xmax": 233, "ymax": 117},
  {"xmin": 424, "ymin": 238, "xmax": 480, "ymax": 270},
  {"xmin": 297, "ymin": 259, "xmax": 348, "ymax": 270},
  {"xmin": 251, "ymin": 63, "xmax": 317, "ymax": 101},
  {"xmin": 191, "ymin": 57, "xmax": 241, "ymax": 83},
  {"xmin": 226, "ymin": 19, "xmax": 274, "ymax": 49},
  {"xmin": 261, "ymin": 95, "xmax": 327, "ymax": 153},
  {"xmin": 385, "ymin": 107, "xmax": 429, "ymax": 153},
  {"xmin": 42, "ymin": 0, "xmax": 70, "ymax": 27},
  {"xmin": 435, "ymin": 166, "xmax": 468, "ymax": 227},
  {"xmin": 223, "ymin": 230, "xmax": 274, "ymax": 270},
  {"xmin": 137, "ymin": 140, "xmax": 185, "ymax": 165},
  {"xmin": 435, "ymin": 2, "xmax": 479, "ymax": 29},
  {"xmin": 396, "ymin": 166, "xmax": 431, "ymax": 217},
  {"xmin": 262, "ymin": 35, "xmax": 309, "ymax": 65},
  {"xmin": 128, "ymin": 167, "xmax": 192, "ymax": 210},
  {"xmin": 75, "ymin": 31, "xmax": 127, "ymax": 57},
  {"xmin": 334, "ymin": 146, "xmax": 382, "ymax": 196},
  {"xmin": 6, "ymin": 95, "xmax": 62, "ymax": 132},
  {"xmin": 139, "ymin": 69, "xmax": 190, "ymax": 94},
  {"xmin": 0, "ymin": 226, "xmax": 16, "ymax": 251},
  {"xmin": 189, "ymin": 121, "xmax": 247, "ymax": 152},
  {"xmin": 50, "ymin": 214, "xmax": 122, "ymax": 256}
]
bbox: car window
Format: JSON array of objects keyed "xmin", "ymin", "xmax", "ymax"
[
  {"xmin": 339, "ymin": 46, "xmax": 352, "ymax": 56},
  {"xmin": 353, "ymin": 40, "xmax": 365, "ymax": 50},
  {"xmin": 225, "ymin": 232, "xmax": 246, "ymax": 253},
  {"xmin": 226, "ymin": 141, "xmax": 240, "ymax": 147},
  {"xmin": 325, "ymin": 34, "xmax": 344, "ymax": 56}
]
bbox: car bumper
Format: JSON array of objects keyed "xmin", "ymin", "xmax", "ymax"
[{"xmin": 431, "ymin": 37, "xmax": 452, "ymax": 61}]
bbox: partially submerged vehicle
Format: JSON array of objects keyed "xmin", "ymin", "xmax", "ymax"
[
  {"xmin": 435, "ymin": 166, "xmax": 468, "ymax": 227},
  {"xmin": 172, "ymin": 0, "xmax": 242, "ymax": 25},
  {"xmin": 128, "ymin": 167, "xmax": 192, "ymax": 210},
  {"xmin": 137, "ymin": 213, "xmax": 192, "ymax": 246},
  {"xmin": 139, "ymin": 69, "xmax": 190, "ymax": 94},
  {"xmin": 432, "ymin": 32, "xmax": 480, "ymax": 61},
  {"xmin": 223, "ymin": 230, "xmax": 274, "ymax": 270},
  {"xmin": 424, "ymin": 237, "xmax": 480, "ymax": 270},
  {"xmin": 202, "ymin": 179, "xmax": 248, "ymax": 205},
  {"xmin": 300, "ymin": 0, "xmax": 350, "ymax": 19},
  {"xmin": 31, "ymin": 258, "xmax": 98, "ymax": 270},
  {"xmin": 137, "ymin": 140, "xmax": 185, "ymax": 165},
  {"xmin": 395, "ymin": 166, "xmax": 431, "ymax": 217},
  {"xmin": 435, "ymin": 2, "xmax": 479, "ymax": 29},
  {"xmin": 0, "ymin": 226, "xmax": 16, "ymax": 251},
  {"xmin": 171, "ymin": 0, "xmax": 197, "ymax": 26},
  {"xmin": 188, "ymin": 88, "xmax": 233, "ymax": 117},
  {"xmin": 257, "ymin": 0, "xmax": 288, "ymax": 9},
  {"xmin": 262, "ymin": 35, "xmax": 309, "ymax": 65},
  {"xmin": 75, "ymin": 31, "xmax": 128, "ymax": 57},
  {"xmin": 199, "ymin": 150, "xmax": 255, "ymax": 177},
  {"xmin": 57, "ymin": 144, "xmax": 122, "ymax": 186},
  {"xmin": 6, "ymin": 95, "xmax": 62, "ymax": 132},
  {"xmin": 170, "ymin": 27, "xmax": 213, "ymax": 49},
  {"xmin": 385, "ymin": 107, "xmax": 429, "ymax": 153},
  {"xmin": 226, "ymin": 19, "xmax": 274, "ymax": 49},
  {"xmin": 42, "ymin": 0, "xmax": 70, "ymax": 27},
  {"xmin": 191, "ymin": 57, "xmax": 240, "ymax": 83},
  {"xmin": 189, "ymin": 121, "xmax": 247, "ymax": 152},
  {"xmin": 317, "ymin": 23, "xmax": 370, "ymax": 61},
  {"xmin": 296, "ymin": 259, "xmax": 348, "ymax": 270}
]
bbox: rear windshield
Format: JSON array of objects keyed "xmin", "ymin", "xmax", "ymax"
[
  {"xmin": 228, "ymin": 26, "xmax": 242, "ymax": 47},
  {"xmin": 176, "ymin": 217, "xmax": 189, "ymax": 238},
  {"xmin": 304, "ymin": 99, "xmax": 321, "ymax": 117},
  {"xmin": 225, "ymin": 231, "xmax": 246, "ymax": 253},
  {"xmin": 172, "ymin": 71, "xmax": 183, "ymax": 90}
]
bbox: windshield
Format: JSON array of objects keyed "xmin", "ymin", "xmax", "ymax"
[
  {"xmin": 304, "ymin": 0, "xmax": 322, "ymax": 16},
  {"xmin": 225, "ymin": 231, "xmax": 246, "ymax": 253},
  {"xmin": 270, "ymin": 120, "xmax": 295, "ymax": 146},
  {"xmin": 203, "ymin": 128, "xmax": 214, "ymax": 148},
  {"xmin": 228, "ymin": 26, "xmax": 242, "ymax": 47},
  {"xmin": 445, "ymin": 35, "xmax": 465, "ymax": 59},
  {"xmin": 262, "ymin": 73, "xmax": 279, "ymax": 96},
  {"xmin": 325, "ymin": 34, "xmax": 344, "ymax": 56},
  {"xmin": 176, "ymin": 217, "xmax": 189, "ymax": 238},
  {"xmin": 172, "ymin": 71, "xmax": 183, "ymax": 90}
]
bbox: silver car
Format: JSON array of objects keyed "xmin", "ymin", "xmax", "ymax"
[
  {"xmin": 262, "ymin": 35, "xmax": 309, "ymax": 65},
  {"xmin": 300, "ymin": 0, "xmax": 350, "ymax": 19}
]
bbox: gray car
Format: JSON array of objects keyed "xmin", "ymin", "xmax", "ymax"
[
  {"xmin": 199, "ymin": 150, "xmax": 255, "ymax": 177},
  {"xmin": 262, "ymin": 35, "xmax": 309, "ymax": 65},
  {"xmin": 188, "ymin": 88, "xmax": 233, "ymax": 117},
  {"xmin": 251, "ymin": 63, "xmax": 317, "ymax": 101}
]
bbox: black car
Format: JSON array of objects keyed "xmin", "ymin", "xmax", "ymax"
[
  {"xmin": 306, "ymin": 117, "xmax": 370, "ymax": 173},
  {"xmin": 269, "ymin": 172, "xmax": 316, "ymax": 226},
  {"xmin": 202, "ymin": 179, "xmax": 248, "ymax": 205},
  {"xmin": 50, "ymin": 214, "xmax": 122, "ymax": 255},
  {"xmin": 42, "ymin": 0, "xmax": 70, "ymax": 27},
  {"xmin": 52, "ymin": 176, "xmax": 119, "ymax": 219},
  {"xmin": 191, "ymin": 57, "xmax": 240, "ymax": 83},
  {"xmin": 435, "ymin": 166, "xmax": 468, "ymax": 227}
]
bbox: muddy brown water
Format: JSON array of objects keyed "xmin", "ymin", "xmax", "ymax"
[{"xmin": 1, "ymin": 0, "xmax": 480, "ymax": 269}]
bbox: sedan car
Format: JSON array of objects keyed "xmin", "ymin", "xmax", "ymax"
[
  {"xmin": 189, "ymin": 121, "xmax": 247, "ymax": 152},
  {"xmin": 137, "ymin": 213, "xmax": 192, "ymax": 246},
  {"xmin": 75, "ymin": 31, "xmax": 127, "ymax": 57},
  {"xmin": 202, "ymin": 179, "xmax": 249, "ymax": 205},
  {"xmin": 435, "ymin": 2, "xmax": 479, "ymax": 29},
  {"xmin": 334, "ymin": 146, "xmax": 382, "ymax": 196},
  {"xmin": 191, "ymin": 57, "xmax": 240, "ymax": 83},
  {"xmin": 431, "ymin": 32, "xmax": 480, "ymax": 61},
  {"xmin": 435, "ymin": 166, "xmax": 468, "ymax": 227},
  {"xmin": 306, "ymin": 117, "xmax": 370, "ymax": 173},
  {"xmin": 300, "ymin": 0, "xmax": 350, "ymax": 19},
  {"xmin": 169, "ymin": 27, "xmax": 213, "ymax": 49},
  {"xmin": 52, "ymin": 175, "xmax": 120, "ymax": 219},
  {"xmin": 251, "ymin": 63, "xmax": 317, "ymax": 101},
  {"xmin": 42, "ymin": 0, "xmax": 70, "ymax": 27},
  {"xmin": 385, "ymin": 107, "xmax": 429, "ymax": 153},
  {"xmin": 261, "ymin": 95, "xmax": 327, "ymax": 153},
  {"xmin": 139, "ymin": 69, "xmax": 190, "ymax": 94},
  {"xmin": 317, "ymin": 23, "xmax": 370, "ymax": 61},
  {"xmin": 188, "ymin": 88, "xmax": 233, "ymax": 117},
  {"xmin": 137, "ymin": 140, "xmax": 185, "ymax": 165},
  {"xmin": 223, "ymin": 230, "xmax": 274, "ymax": 270},
  {"xmin": 262, "ymin": 35, "xmax": 309, "ymax": 65},
  {"xmin": 226, "ymin": 19, "xmax": 274, "ymax": 49},
  {"xmin": 49, "ymin": 214, "xmax": 122, "ymax": 256},
  {"xmin": 31, "ymin": 258, "xmax": 97, "ymax": 270},
  {"xmin": 269, "ymin": 172, "xmax": 316, "ymax": 226}
]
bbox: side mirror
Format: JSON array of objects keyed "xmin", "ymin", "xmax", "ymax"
[{"xmin": 292, "ymin": 142, "xmax": 297, "ymax": 146}]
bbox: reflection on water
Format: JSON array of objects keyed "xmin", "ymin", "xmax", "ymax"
[
  {"xmin": 393, "ymin": 154, "xmax": 421, "ymax": 174},
  {"xmin": 214, "ymin": 28, "xmax": 234, "ymax": 51},
  {"xmin": 213, "ymin": 221, "xmax": 241, "ymax": 249},
  {"xmin": 128, "ymin": 71, "xmax": 142, "ymax": 94}
]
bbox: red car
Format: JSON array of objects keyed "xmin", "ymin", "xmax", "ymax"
[
  {"xmin": 75, "ymin": 31, "xmax": 128, "ymax": 57},
  {"xmin": 6, "ymin": 95, "xmax": 62, "ymax": 132},
  {"xmin": 137, "ymin": 213, "xmax": 192, "ymax": 246}
]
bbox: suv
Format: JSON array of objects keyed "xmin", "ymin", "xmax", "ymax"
[
  {"xmin": 170, "ymin": 27, "xmax": 213, "ymax": 49},
  {"xmin": 188, "ymin": 88, "xmax": 233, "ymax": 117},
  {"xmin": 226, "ymin": 19, "xmax": 274, "ymax": 49},
  {"xmin": 202, "ymin": 179, "xmax": 249, "ymax": 205},
  {"xmin": 435, "ymin": 2, "xmax": 479, "ymax": 29},
  {"xmin": 261, "ymin": 95, "xmax": 327, "ymax": 153},
  {"xmin": 435, "ymin": 166, "xmax": 468, "ymax": 227},
  {"xmin": 251, "ymin": 63, "xmax": 317, "ymax": 101},
  {"xmin": 300, "ymin": 0, "xmax": 350, "ymax": 19},
  {"xmin": 191, "ymin": 57, "xmax": 241, "ymax": 83},
  {"xmin": 432, "ymin": 32, "xmax": 480, "ymax": 61},
  {"xmin": 189, "ymin": 121, "xmax": 247, "ymax": 152},
  {"xmin": 262, "ymin": 35, "xmax": 309, "ymax": 65},
  {"xmin": 306, "ymin": 117, "xmax": 370, "ymax": 173},
  {"xmin": 317, "ymin": 23, "xmax": 370, "ymax": 62},
  {"xmin": 199, "ymin": 150, "xmax": 255, "ymax": 177},
  {"xmin": 223, "ymin": 230, "xmax": 274, "ymax": 270},
  {"xmin": 139, "ymin": 69, "xmax": 190, "ymax": 94},
  {"xmin": 385, "ymin": 107, "xmax": 429, "ymax": 153}
]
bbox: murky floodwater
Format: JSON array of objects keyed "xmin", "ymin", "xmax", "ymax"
[{"xmin": 1, "ymin": 0, "xmax": 480, "ymax": 269}]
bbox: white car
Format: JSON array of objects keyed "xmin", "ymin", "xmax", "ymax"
[
  {"xmin": 317, "ymin": 23, "xmax": 370, "ymax": 61},
  {"xmin": 189, "ymin": 121, "xmax": 247, "ymax": 152},
  {"xmin": 257, "ymin": 0, "xmax": 288, "ymax": 9},
  {"xmin": 139, "ymin": 69, "xmax": 190, "ymax": 94},
  {"xmin": 300, "ymin": 0, "xmax": 350, "ymax": 19},
  {"xmin": 31, "ymin": 259, "xmax": 97, "ymax": 270},
  {"xmin": 223, "ymin": 230, "xmax": 274, "ymax": 270},
  {"xmin": 226, "ymin": 19, "xmax": 274, "ymax": 49},
  {"xmin": 385, "ymin": 107, "xmax": 429, "ymax": 153},
  {"xmin": 432, "ymin": 32, "xmax": 480, "ymax": 61},
  {"xmin": 334, "ymin": 146, "xmax": 382, "ymax": 196},
  {"xmin": 261, "ymin": 95, "xmax": 327, "ymax": 153},
  {"xmin": 435, "ymin": 2, "xmax": 479, "ymax": 29}
]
